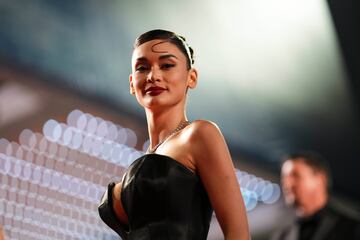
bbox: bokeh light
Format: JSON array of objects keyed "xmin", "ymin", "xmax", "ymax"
[
  {"xmin": 235, "ymin": 169, "xmax": 281, "ymax": 211},
  {"xmin": 117, "ymin": 127, "xmax": 127, "ymax": 145},
  {"xmin": 0, "ymin": 138, "xmax": 10, "ymax": 154},
  {"xmin": 125, "ymin": 128, "xmax": 137, "ymax": 148},
  {"xmin": 96, "ymin": 120, "xmax": 108, "ymax": 137},
  {"xmin": 18, "ymin": 129, "xmax": 37, "ymax": 149},
  {"xmin": 62, "ymin": 126, "xmax": 73, "ymax": 146},
  {"xmin": 71, "ymin": 131, "xmax": 83, "ymax": 150},
  {"xmin": 43, "ymin": 119, "xmax": 62, "ymax": 142},
  {"xmin": 106, "ymin": 122, "xmax": 118, "ymax": 141},
  {"xmin": 86, "ymin": 116, "xmax": 98, "ymax": 134},
  {"xmin": 142, "ymin": 139, "xmax": 150, "ymax": 152},
  {"xmin": 0, "ymin": 108, "xmax": 282, "ymax": 240}
]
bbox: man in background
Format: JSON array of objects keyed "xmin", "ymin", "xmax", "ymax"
[{"xmin": 272, "ymin": 151, "xmax": 360, "ymax": 240}]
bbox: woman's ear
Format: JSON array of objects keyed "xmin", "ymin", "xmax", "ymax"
[
  {"xmin": 187, "ymin": 68, "xmax": 198, "ymax": 89},
  {"xmin": 129, "ymin": 74, "xmax": 135, "ymax": 95}
]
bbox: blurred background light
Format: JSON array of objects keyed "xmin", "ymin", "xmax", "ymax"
[{"xmin": 43, "ymin": 120, "xmax": 62, "ymax": 143}]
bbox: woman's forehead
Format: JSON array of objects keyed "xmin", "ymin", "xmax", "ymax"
[{"xmin": 132, "ymin": 40, "xmax": 183, "ymax": 61}]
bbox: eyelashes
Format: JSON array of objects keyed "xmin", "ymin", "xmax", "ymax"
[
  {"xmin": 135, "ymin": 65, "xmax": 148, "ymax": 72},
  {"xmin": 135, "ymin": 63, "xmax": 175, "ymax": 72},
  {"xmin": 161, "ymin": 63, "xmax": 175, "ymax": 69}
]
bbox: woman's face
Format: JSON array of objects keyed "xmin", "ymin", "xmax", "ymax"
[{"xmin": 129, "ymin": 39, "xmax": 197, "ymax": 110}]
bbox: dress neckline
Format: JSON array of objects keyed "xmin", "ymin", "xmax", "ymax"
[{"xmin": 129, "ymin": 153, "xmax": 197, "ymax": 176}]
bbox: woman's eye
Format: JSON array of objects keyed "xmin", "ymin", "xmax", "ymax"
[
  {"xmin": 136, "ymin": 65, "xmax": 148, "ymax": 72},
  {"xmin": 161, "ymin": 63, "xmax": 175, "ymax": 69}
]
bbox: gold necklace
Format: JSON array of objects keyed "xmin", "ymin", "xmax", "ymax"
[{"xmin": 147, "ymin": 120, "xmax": 190, "ymax": 154}]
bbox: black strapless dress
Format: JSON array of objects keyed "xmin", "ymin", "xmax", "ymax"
[{"xmin": 98, "ymin": 154, "xmax": 213, "ymax": 240}]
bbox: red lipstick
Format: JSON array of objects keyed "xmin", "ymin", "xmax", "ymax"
[{"xmin": 145, "ymin": 86, "xmax": 167, "ymax": 95}]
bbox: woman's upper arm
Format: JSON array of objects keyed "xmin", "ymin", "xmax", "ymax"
[{"xmin": 190, "ymin": 120, "xmax": 249, "ymax": 239}]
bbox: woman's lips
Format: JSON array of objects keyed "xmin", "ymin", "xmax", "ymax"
[{"xmin": 145, "ymin": 86, "xmax": 166, "ymax": 95}]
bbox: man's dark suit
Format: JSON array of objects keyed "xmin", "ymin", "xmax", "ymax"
[{"xmin": 271, "ymin": 204, "xmax": 360, "ymax": 240}]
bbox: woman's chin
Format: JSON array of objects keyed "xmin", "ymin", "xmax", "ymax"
[{"xmin": 142, "ymin": 100, "xmax": 164, "ymax": 109}]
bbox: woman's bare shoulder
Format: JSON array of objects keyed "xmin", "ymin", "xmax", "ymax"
[
  {"xmin": 185, "ymin": 120, "xmax": 225, "ymax": 151},
  {"xmin": 188, "ymin": 119, "xmax": 221, "ymax": 134}
]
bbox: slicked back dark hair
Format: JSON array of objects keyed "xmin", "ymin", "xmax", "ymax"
[
  {"xmin": 283, "ymin": 150, "xmax": 332, "ymax": 190},
  {"xmin": 133, "ymin": 29, "xmax": 194, "ymax": 69}
]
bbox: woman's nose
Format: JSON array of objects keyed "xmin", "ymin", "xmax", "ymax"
[{"xmin": 146, "ymin": 67, "xmax": 161, "ymax": 82}]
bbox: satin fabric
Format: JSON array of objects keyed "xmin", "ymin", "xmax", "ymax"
[{"xmin": 99, "ymin": 154, "xmax": 213, "ymax": 240}]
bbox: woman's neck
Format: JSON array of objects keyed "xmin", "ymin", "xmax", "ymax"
[{"xmin": 145, "ymin": 105, "xmax": 187, "ymax": 149}]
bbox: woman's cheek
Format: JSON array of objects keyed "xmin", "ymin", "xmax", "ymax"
[{"xmin": 133, "ymin": 79, "xmax": 144, "ymax": 93}]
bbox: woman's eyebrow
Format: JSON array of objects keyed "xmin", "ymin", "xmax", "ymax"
[
  {"xmin": 159, "ymin": 54, "xmax": 178, "ymax": 60},
  {"xmin": 135, "ymin": 57, "xmax": 148, "ymax": 62}
]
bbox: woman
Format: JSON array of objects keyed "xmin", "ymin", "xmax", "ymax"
[{"xmin": 99, "ymin": 29, "xmax": 250, "ymax": 240}]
